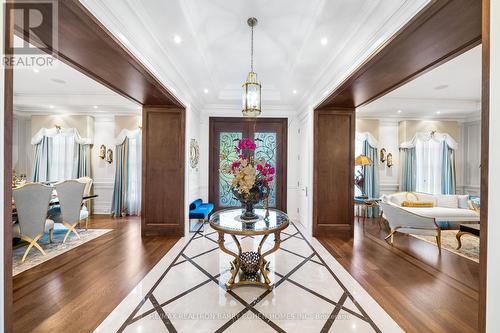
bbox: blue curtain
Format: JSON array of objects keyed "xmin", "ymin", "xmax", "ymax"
[
  {"xmin": 400, "ymin": 147, "xmax": 416, "ymax": 192},
  {"xmin": 362, "ymin": 141, "xmax": 380, "ymax": 217},
  {"xmin": 73, "ymin": 143, "xmax": 91, "ymax": 178},
  {"xmin": 111, "ymin": 138, "xmax": 129, "ymax": 217},
  {"xmin": 441, "ymin": 143, "xmax": 456, "ymax": 194},
  {"xmin": 32, "ymin": 137, "xmax": 52, "ymax": 182}
]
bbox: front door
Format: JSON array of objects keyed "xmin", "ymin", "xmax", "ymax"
[{"xmin": 209, "ymin": 117, "xmax": 287, "ymax": 211}]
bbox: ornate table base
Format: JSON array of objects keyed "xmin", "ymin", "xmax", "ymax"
[{"xmin": 216, "ymin": 232, "xmax": 281, "ymax": 290}]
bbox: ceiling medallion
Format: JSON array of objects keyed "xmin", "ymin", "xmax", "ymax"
[{"xmin": 242, "ymin": 17, "xmax": 261, "ymax": 117}]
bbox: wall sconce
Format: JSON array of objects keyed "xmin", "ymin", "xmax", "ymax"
[
  {"xmin": 380, "ymin": 148, "xmax": 386, "ymax": 163},
  {"xmin": 106, "ymin": 148, "xmax": 113, "ymax": 164},
  {"xmin": 98, "ymin": 144, "xmax": 106, "ymax": 159},
  {"xmin": 387, "ymin": 153, "xmax": 393, "ymax": 168}
]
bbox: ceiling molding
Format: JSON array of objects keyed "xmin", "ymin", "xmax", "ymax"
[
  {"xmin": 13, "ymin": 104, "xmax": 140, "ymax": 116},
  {"xmin": 358, "ymin": 97, "xmax": 480, "ymax": 112},
  {"xmin": 201, "ymin": 103, "xmax": 296, "ymax": 118}
]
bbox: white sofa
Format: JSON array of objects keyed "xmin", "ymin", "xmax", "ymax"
[{"xmin": 380, "ymin": 192, "xmax": 480, "ymax": 249}]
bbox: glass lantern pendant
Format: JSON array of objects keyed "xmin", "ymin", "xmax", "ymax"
[{"xmin": 242, "ymin": 17, "xmax": 261, "ymax": 117}]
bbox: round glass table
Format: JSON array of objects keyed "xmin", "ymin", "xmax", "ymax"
[{"xmin": 209, "ymin": 208, "xmax": 290, "ymax": 290}]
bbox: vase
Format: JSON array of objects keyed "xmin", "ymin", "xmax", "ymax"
[{"xmin": 240, "ymin": 200, "xmax": 259, "ymax": 221}]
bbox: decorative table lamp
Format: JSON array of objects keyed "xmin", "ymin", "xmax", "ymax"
[{"xmin": 354, "ymin": 155, "xmax": 372, "ymax": 198}]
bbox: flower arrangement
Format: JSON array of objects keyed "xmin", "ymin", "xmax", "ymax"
[{"xmin": 227, "ymin": 138, "xmax": 275, "ymax": 220}]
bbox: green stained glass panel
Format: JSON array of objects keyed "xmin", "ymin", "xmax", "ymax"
[
  {"xmin": 219, "ymin": 132, "xmax": 243, "ymax": 207},
  {"xmin": 254, "ymin": 132, "xmax": 277, "ymax": 207}
]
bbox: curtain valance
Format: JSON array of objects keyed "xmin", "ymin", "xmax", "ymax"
[
  {"xmin": 356, "ymin": 132, "xmax": 379, "ymax": 148},
  {"xmin": 31, "ymin": 127, "xmax": 93, "ymax": 145},
  {"xmin": 400, "ymin": 131, "xmax": 458, "ymax": 150},
  {"xmin": 115, "ymin": 128, "xmax": 141, "ymax": 145}
]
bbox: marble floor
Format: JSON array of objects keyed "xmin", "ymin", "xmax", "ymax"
[{"xmin": 95, "ymin": 222, "xmax": 403, "ymax": 333}]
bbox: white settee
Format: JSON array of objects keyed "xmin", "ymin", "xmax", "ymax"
[{"xmin": 380, "ymin": 192, "xmax": 480, "ymax": 249}]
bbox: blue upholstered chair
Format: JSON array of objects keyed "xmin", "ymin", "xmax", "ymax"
[{"xmin": 189, "ymin": 199, "xmax": 214, "ymax": 232}]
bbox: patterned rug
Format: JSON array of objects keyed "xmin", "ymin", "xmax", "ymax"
[
  {"xmin": 411, "ymin": 230, "xmax": 479, "ymax": 263},
  {"xmin": 13, "ymin": 224, "xmax": 112, "ymax": 276}
]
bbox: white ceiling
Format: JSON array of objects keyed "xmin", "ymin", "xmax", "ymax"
[
  {"xmin": 358, "ymin": 45, "xmax": 482, "ymax": 120},
  {"xmin": 13, "ymin": 36, "xmax": 140, "ymax": 115},
  {"xmin": 80, "ymin": 0, "xmax": 429, "ymax": 112}
]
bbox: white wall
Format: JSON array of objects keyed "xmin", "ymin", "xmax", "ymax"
[
  {"xmin": 91, "ymin": 116, "xmax": 116, "ymax": 214},
  {"xmin": 296, "ymin": 109, "xmax": 313, "ymax": 236},
  {"xmin": 377, "ymin": 120, "xmax": 400, "ymax": 194},
  {"xmin": 197, "ymin": 106, "xmax": 301, "ymax": 223},
  {"xmin": 462, "ymin": 120, "xmax": 481, "ymax": 196},
  {"xmin": 487, "ymin": 1, "xmax": 500, "ymax": 331},
  {"xmin": 184, "ymin": 105, "xmax": 201, "ymax": 235}
]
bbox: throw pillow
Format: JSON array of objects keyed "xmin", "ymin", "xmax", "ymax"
[
  {"xmin": 457, "ymin": 195, "xmax": 470, "ymax": 209},
  {"xmin": 402, "ymin": 201, "xmax": 434, "ymax": 208},
  {"xmin": 436, "ymin": 195, "xmax": 459, "ymax": 208}
]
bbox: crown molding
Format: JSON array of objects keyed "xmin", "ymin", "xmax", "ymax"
[
  {"xmin": 201, "ymin": 103, "xmax": 296, "ymax": 118},
  {"xmin": 13, "ymin": 105, "xmax": 139, "ymax": 116}
]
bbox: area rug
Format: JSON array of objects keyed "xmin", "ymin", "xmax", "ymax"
[
  {"xmin": 13, "ymin": 224, "xmax": 112, "ymax": 276},
  {"xmin": 411, "ymin": 230, "xmax": 479, "ymax": 263},
  {"xmin": 94, "ymin": 222, "xmax": 404, "ymax": 333}
]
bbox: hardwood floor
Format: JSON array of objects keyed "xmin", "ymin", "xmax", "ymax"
[
  {"xmin": 318, "ymin": 216, "xmax": 479, "ymax": 333},
  {"xmin": 12, "ymin": 215, "xmax": 179, "ymax": 333}
]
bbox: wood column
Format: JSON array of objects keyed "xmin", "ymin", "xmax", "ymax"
[
  {"xmin": 142, "ymin": 107, "xmax": 185, "ymax": 236},
  {"xmin": 313, "ymin": 108, "xmax": 355, "ymax": 236}
]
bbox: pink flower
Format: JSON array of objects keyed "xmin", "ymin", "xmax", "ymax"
[
  {"xmin": 256, "ymin": 164, "xmax": 264, "ymax": 172},
  {"xmin": 269, "ymin": 167, "xmax": 275, "ymax": 175},
  {"xmin": 267, "ymin": 176, "xmax": 274, "ymax": 182},
  {"xmin": 238, "ymin": 138, "xmax": 256, "ymax": 151},
  {"xmin": 231, "ymin": 161, "xmax": 241, "ymax": 169}
]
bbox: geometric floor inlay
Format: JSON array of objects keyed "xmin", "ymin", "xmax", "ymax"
[{"xmin": 95, "ymin": 222, "xmax": 403, "ymax": 332}]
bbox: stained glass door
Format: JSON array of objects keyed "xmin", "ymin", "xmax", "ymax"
[
  {"xmin": 209, "ymin": 118, "xmax": 287, "ymax": 212},
  {"xmin": 218, "ymin": 132, "xmax": 243, "ymax": 207}
]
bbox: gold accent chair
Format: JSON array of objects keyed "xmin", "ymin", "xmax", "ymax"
[
  {"xmin": 13, "ymin": 183, "xmax": 55, "ymax": 262},
  {"xmin": 55, "ymin": 180, "xmax": 87, "ymax": 243}
]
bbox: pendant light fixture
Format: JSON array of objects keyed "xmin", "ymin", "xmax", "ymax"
[{"xmin": 242, "ymin": 17, "xmax": 261, "ymax": 117}]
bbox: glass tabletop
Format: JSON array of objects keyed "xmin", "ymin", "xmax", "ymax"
[{"xmin": 209, "ymin": 208, "xmax": 290, "ymax": 235}]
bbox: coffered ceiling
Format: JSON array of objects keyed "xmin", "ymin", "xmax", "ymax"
[{"xmin": 80, "ymin": 0, "xmax": 429, "ymax": 112}]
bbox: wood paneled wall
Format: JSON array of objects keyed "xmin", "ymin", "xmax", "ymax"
[
  {"xmin": 313, "ymin": 109, "xmax": 355, "ymax": 236},
  {"xmin": 142, "ymin": 107, "xmax": 185, "ymax": 236}
]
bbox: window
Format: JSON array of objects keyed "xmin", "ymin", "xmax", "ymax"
[
  {"xmin": 415, "ymin": 139, "xmax": 443, "ymax": 194},
  {"xmin": 125, "ymin": 136, "xmax": 141, "ymax": 215},
  {"xmin": 49, "ymin": 133, "xmax": 76, "ymax": 182}
]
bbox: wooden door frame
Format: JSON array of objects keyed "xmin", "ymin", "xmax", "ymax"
[
  {"xmin": 208, "ymin": 117, "xmax": 288, "ymax": 212},
  {"xmin": 314, "ymin": 0, "xmax": 487, "ymax": 330},
  {"xmin": 3, "ymin": 1, "xmax": 184, "ymax": 332}
]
